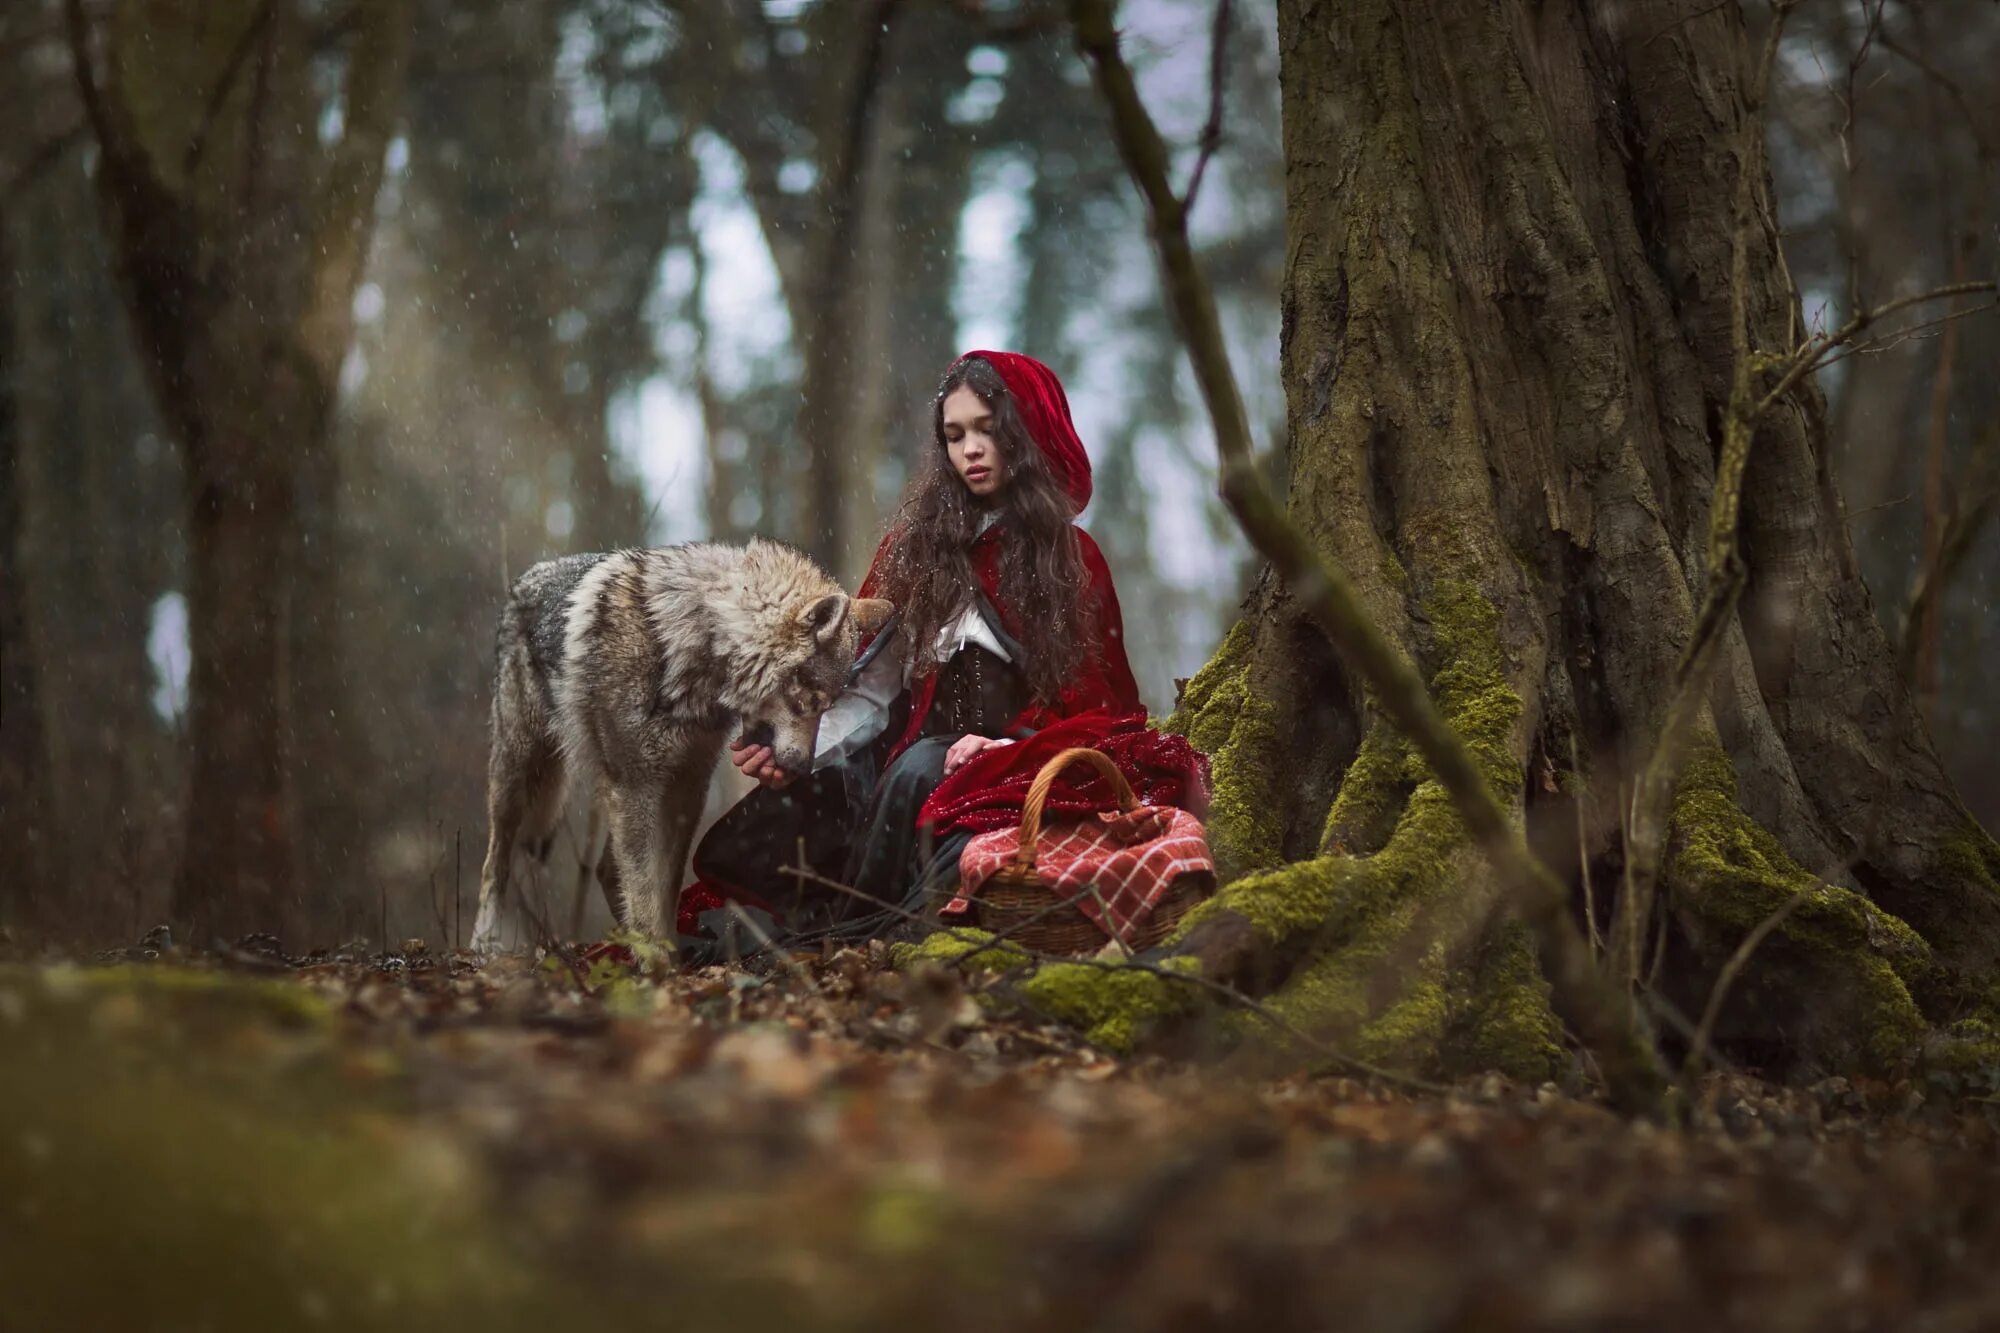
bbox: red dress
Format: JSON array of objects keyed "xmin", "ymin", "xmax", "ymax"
[{"xmin": 675, "ymin": 350, "xmax": 1209, "ymax": 937}]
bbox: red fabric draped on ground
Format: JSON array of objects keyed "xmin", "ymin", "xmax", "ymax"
[{"xmin": 917, "ymin": 708, "xmax": 1212, "ymax": 838}]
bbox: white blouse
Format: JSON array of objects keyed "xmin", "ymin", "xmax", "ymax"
[{"xmin": 811, "ymin": 600, "xmax": 1014, "ymax": 770}]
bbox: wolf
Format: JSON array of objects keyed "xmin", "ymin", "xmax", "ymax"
[{"xmin": 470, "ymin": 538, "xmax": 892, "ymax": 952}]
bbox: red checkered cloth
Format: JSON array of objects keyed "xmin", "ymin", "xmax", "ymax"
[{"xmin": 943, "ymin": 804, "xmax": 1213, "ymax": 948}]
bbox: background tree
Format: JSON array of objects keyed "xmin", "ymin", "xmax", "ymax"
[{"xmin": 63, "ymin": 0, "xmax": 412, "ymax": 941}]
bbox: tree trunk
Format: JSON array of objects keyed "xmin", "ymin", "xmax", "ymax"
[
  {"xmin": 0, "ymin": 211, "xmax": 50, "ymax": 932},
  {"xmin": 69, "ymin": 0, "xmax": 410, "ymax": 943},
  {"xmin": 10, "ymin": 153, "xmax": 178, "ymax": 940},
  {"xmin": 1039, "ymin": 0, "xmax": 2000, "ymax": 1082}
]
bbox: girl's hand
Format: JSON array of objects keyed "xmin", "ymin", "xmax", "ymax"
[
  {"xmin": 944, "ymin": 734, "xmax": 1013, "ymax": 777},
  {"xmin": 730, "ymin": 739, "xmax": 796, "ymax": 789}
]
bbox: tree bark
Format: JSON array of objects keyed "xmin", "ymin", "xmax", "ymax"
[
  {"xmin": 1041, "ymin": 0, "xmax": 2000, "ymax": 1082},
  {"xmin": 67, "ymin": 0, "xmax": 410, "ymax": 943},
  {"xmin": 0, "ymin": 209, "xmax": 49, "ymax": 932}
]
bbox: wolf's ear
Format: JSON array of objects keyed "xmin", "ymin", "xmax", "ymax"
[
  {"xmin": 851, "ymin": 598, "xmax": 894, "ymax": 634},
  {"xmin": 803, "ymin": 592, "xmax": 850, "ymax": 643}
]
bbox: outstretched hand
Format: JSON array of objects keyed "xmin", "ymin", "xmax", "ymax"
[{"xmin": 730, "ymin": 739, "xmax": 796, "ymax": 789}]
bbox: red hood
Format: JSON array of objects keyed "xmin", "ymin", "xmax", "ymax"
[{"xmin": 955, "ymin": 349, "xmax": 1091, "ymax": 515}]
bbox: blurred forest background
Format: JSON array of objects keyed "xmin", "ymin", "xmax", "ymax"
[{"xmin": 1, "ymin": 0, "xmax": 1994, "ymax": 950}]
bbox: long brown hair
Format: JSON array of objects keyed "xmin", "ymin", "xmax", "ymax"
[{"xmin": 870, "ymin": 356, "xmax": 1099, "ymax": 705}]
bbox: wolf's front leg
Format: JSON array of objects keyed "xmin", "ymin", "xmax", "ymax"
[{"xmin": 604, "ymin": 782, "xmax": 670, "ymax": 938}]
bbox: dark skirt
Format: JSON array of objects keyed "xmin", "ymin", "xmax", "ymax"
[{"xmin": 688, "ymin": 636, "xmax": 1027, "ymax": 951}]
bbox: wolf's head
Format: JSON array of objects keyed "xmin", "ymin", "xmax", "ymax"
[{"xmin": 724, "ymin": 541, "xmax": 893, "ymax": 773}]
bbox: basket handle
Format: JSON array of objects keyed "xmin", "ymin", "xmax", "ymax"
[{"xmin": 1010, "ymin": 747, "xmax": 1140, "ymax": 876}]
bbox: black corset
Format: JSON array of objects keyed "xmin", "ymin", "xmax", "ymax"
[{"xmin": 922, "ymin": 643, "xmax": 1030, "ymax": 740}]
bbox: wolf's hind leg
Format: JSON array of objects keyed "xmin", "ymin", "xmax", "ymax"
[
  {"xmin": 472, "ymin": 738, "xmax": 567, "ymax": 953},
  {"xmin": 568, "ymin": 795, "xmax": 609, "ymax": 938},
  {"xmin": 654, "ymin": 745, "xmax": 723, "ymax": 941}
]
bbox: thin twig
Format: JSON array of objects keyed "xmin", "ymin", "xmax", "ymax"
[
  {"xmin": 512, "ymin": 878, "xmax": 591, "ymax": 992},
  {"xmin": 1179, "ymin": 0, "xmax": 1231, "ymax": 216},
  {"xmin": 725, "ymin": 902, "xmax": 838, "ymax": 1025},
  {"xmin": 1846, "ymin": 490, "xmax": 1912, "ymax": 520},
  {"xmin": 1835, "ymin": 0, "xmax": 1886, "ymax": 175},
  {"xmin": 0, "ymin": 121, "xmax": 85, "ymax": 204},
  {"xmin": 1807, "ymin": 298, "xmax": 2000, "ymax": 378},
  {"xmin": 1753, "ymin": 284, "xmax": 1998, "ymax": 416},
  {"xmin": 1571, "ymin": 733, "xmax": 1599, "ymax": 959},
  {"xmin": 1878, "ymin": 33, "xmax": 1996, "ymax": 160},
  {"xmin": 181, "ymin": 0, "xmax": 276, "ymax": 175},
  {"xmin": 778, "ymin": 857, "xmax": 1450, "ymax": 1095},
  {"xmin": 1640, "ymin": 0, "xmax": 1731, "ymax": 47},
  {"xmin": 1682, "ymin": 888, "xmax": 1810, "ymax": 1082}
]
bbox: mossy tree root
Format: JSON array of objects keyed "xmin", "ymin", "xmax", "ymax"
[{"xmin": 904, "ymin": 584, "xmax": 1563, "ymax": 1082}]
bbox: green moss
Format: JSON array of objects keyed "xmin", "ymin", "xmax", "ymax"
[
  {"xmin": 1034, "ymin": 582, "xmax": 1545, "ymax": 1074},
  {"xmin": 0, "ymin": 966, "xmax": 631, "ymax": 1329},
  {"xmin": 1668, "ymin": 738, "xmax": 1932, "ymax": 1069},
  {"xmin": 22, "ymin": 963, "xmax": 334, "ymax": 1029},
  {"xmin": 1191, "ymin": 581, "xmax": 1528, "ymax": 1073},
  {"xmin": 1163, "ymin": 621, "xmax": 1286, "ymax": 880},
  {"xmin": 1019, "ymin": 956, "xmax": 1200, "ymax": 1052},
  {"xmin": 896, "ymin": 935, "xmax": 1199, "ymax": 1055},
  {"xmin": 1420, "ymin": 579, "xmax": 1523, "ymax": 794},
  {"xmin": 860, "ymin": 1177, "xmax": 955, "ymax": 1257},
  {"xmin": 1165, "ymin": 620, "xmax": 1248, "ymax": 740},
  {"xmin": 1442, "ymin": 921, "xmax": 1565, "ymax": 1082},
  {"xmin": 1354, "ymin": 949, "xmax": 1451, "ymax": 1067},
  {"xmin": 1381, "ymin": 547, "xmax": 1410, "ymax": 589},
  {"xmin": 889, "ymin": 929, "xmax": 1029, "ymax": 974},
  {"xmin": 1919, "ymin": 1013, "xmax": 2000, "ymax": 1099},
  {"xmin": 1935, "ymin": 821, "xmax": 2000, "ymax": 898},
  {"xmin": 1320, "ymin": 722, "xmax": 1414, "ymax": 854}
]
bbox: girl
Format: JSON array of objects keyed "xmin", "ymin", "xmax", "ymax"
[{"xmin": 682, "ymin": 350, "xmax": 1145, "ymax": 942}]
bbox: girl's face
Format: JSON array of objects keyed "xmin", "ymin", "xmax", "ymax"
[{"xmin": 941, "ymin": 385, "xmax": 1005, "ymax": 498}]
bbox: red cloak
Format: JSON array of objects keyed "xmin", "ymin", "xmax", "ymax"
[
  {"xmin": 674, "ymin": 351, "xmax": 1209, "ymax": 937},
  {"xmin": 856, "ymin": 349, "xmax": 1141, "ymax": 762},
  {"xmin": 861, "ymin": 350, "xmax": 1207, "ymax": 837}
]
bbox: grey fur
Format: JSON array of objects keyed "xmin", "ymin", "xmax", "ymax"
[{"xmin": 471, "ymin": 538, "xmax": 891, "ymax": 950}]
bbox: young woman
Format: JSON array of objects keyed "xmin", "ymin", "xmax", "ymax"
[{"xmin": 680, "ymin": 350, "xmax": 1144, "ymax": 943}]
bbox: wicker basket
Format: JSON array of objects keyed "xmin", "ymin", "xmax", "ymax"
[{"xmin": 970, "ymin": 746, "xmax": 1212, "ymax": 956}]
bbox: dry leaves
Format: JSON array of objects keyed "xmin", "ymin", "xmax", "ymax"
[{"xmin": 3, "ymin": 932, "xmax": 1998, "ymax": 1332}]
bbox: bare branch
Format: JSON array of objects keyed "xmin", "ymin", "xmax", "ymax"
[
  {"xmin": 1068, "ymin": 0, "xmax": 1665, "ymax": 1115},
  {"xmin": 1878, "ymin": 32, "xmax": 1996, "ymax": 161},
  {"xmin": 1812, "ymin": 299, "xmax": 2000, "ymax": 374},
  {"xmin": 181, "ymin": 0, "xmax": 275, "ymax": 176},
  {"xmin": 1900, "ymin": 421, "xmax": 2000, "ymax": 683},
  {"xmin": 777, "ymin": 858, "xmax": 1450, "ymax": 1095},
  {"xmin": 301, "ymin": 0, "xmax": 413, "ymax": 379},
  {"xmin": 1835, "ymin": 0, "xmax": 1886, "ymax": 174},
  {"xmin": 1179, "ymin": 0, "xmax": 1231, "ymax": 216},
  {"xmin": 1682, "ymin": 889, "xmax": 1809, "ymax": 1083},
  {"xmin": 61, "ymin": 0, "xmax": 116, "ymax": 164},
  {"xmin": 0, "ymin": 120, "xmax": 85, "ymax": 204},
  {"xmin": 1751, "ymin": 281, "xmax": 1998, "ymax": 418}
]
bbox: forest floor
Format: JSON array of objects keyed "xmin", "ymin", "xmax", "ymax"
[{"xmin": 4, "ymin": 931, "xmax": 1999, "ymax": 1333}]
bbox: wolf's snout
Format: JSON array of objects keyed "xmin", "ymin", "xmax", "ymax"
[{"xmin": 769, "ymin": 715, "xmax": 820, "ymax": 774}]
